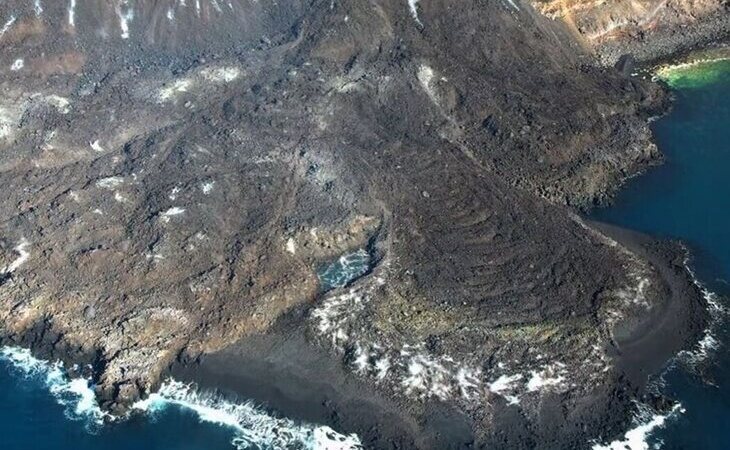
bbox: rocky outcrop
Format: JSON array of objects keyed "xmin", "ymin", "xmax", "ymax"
[{"xmin": 531, "ymin": 0, "xmax": 730, "ymax": 63}]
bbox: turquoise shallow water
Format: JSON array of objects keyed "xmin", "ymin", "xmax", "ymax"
[
  {"xmin": 592, "ymin": 59, "xmax": 730, "ymax": 448},
  {"xmin": 0, "ymin": 62, "xmax": 728, "ymax": 449}
]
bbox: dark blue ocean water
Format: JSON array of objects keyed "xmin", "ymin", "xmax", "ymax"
[
  {"xmin": 0, "ymin": 61, "xmax": 728, "ymax": 450},
  {"xmin": 592, "ymin": 59, "xmax": 730, "ymax": 449},
  {"xmin": 0, "ymin": 353, "xmax": 237, "ymax": 450}
]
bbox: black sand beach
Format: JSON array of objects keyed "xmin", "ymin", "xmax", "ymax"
[{"xmin": 170, "ymin": 222, "xmax": 708, "ymax": 449}]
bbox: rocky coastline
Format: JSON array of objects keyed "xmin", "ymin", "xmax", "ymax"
[
  {"xmin": 169, "ymin": 222, "xmax": 709, "ymax": 449},
  {"xmin": 0, "ymin": 0, "xmax": 725, "ymax": 447}
]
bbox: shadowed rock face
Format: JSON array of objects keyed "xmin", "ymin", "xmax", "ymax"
[{"xmin": 0, "ymin": 0, "xmax": 701, "ymax": 444}]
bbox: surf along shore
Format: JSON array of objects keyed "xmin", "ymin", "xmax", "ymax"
[
  {"xmin": 168, "ymin": 220, "xmax": 709, "ymax": 449},
  {"xmin": 0, "ymin": 2, "xmax": 726, "ymax": 450},
  {"xmin": 166, "ymin": 50, "xmax": 730, "ymax": 449}
]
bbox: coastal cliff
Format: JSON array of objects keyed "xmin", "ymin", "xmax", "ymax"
[
  {"xmin": 531, "ymin": 0, "xmax": 729, "ymax": 63},
  {"xmin": 0, "ymin": 0, "xmax": 716, "ymax": 447}
]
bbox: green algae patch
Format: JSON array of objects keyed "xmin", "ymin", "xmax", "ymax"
[{"xmin": 655, "ymin": 58, "xmax": 730, "ymax": 89}]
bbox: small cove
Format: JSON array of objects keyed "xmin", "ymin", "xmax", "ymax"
[{"xmin": 591, "ymin": 57, "xmax": 730, "ymax": 449}]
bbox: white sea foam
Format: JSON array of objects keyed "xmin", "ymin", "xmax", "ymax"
[
  {"xmin": 134, "ymin": 379, "xmax": 363, "ymax": 450},
  {"xmin": 0, "ymin": 346, "xmax": 107, "ymax": 426},
  {"xmin": 679, "ymin": 256, "xmax": 725, "ymax": 364},
  {"xmin": 592, "ymin": 403, "xmax": 682, "ymax": 450}
]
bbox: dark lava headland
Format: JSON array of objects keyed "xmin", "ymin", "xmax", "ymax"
[{"xmin": 0, "ymin": 0, "xmax": 727, "ymax": 448}]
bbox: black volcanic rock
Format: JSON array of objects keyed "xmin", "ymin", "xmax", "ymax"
[{"xmin": 0, "ymin": 0, "xmax": 709, "ymax": 448}]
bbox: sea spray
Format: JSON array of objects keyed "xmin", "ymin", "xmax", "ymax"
[
  {"xmin": 134, "ymin": 379, "xmax": 363, "ymax": 450},
  {"xmin": 676, "ymin": 255, "xmax": 726, "ymax": 366},
  {"xmin": 0, "ymin": 346, "xmax": 362, "ymax": 449},
  {"xmin": 0, "ymin": 346, "xmax": 107, "ymax": 428},
  {"xmin": 592, "ymin": 403, "xmax": 683, "ymax": 450}
]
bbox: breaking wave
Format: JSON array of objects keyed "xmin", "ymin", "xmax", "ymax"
[
  {"xmin": 0, "ymin": 346, "xmax": 362, "ymax": 449},
  {"xmin": 133, "ymin": 379, "xmax": 363, "ymax": 450},
  {"xmin": 593, "ymin": 256, "xmax": 726, "ymax": 450},
  {"xmin": 592, "ymin": 403, "xmax": 683, "ymax": 450},
  {"xmin": 677, "ymin": 257, "xmax": 726, "ymax": 366},
  {"xmin": 0, "ymin": 346, "xmax": 107, "ymax": 428}
]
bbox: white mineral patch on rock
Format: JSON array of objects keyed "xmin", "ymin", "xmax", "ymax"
[
  {"xmin": 0, "ymin": 15, "xmax": 16, "ymax": 38},
  {"xmin": 504, "ymin": 0, "xmax": 520, "ymax": 11},
  {"xmin": 407, "ymin": 0, "xmax": 422, "ymax": 25},
  {"xmin": 90, "ymin": 140, "xmax": 105, "ymax": 152},
  {"xmin": 200, "ymin": 66, "xmax": 241, "ymax": 83},
  {"xmin": 1, "ymin": 239, "xmax": 30, "ymax": 274},
  {"xmin": 169, "ymin": 186, "xmax": 181, "ymax": 201},
  {"xmin": 68, "ymin": 0, "xmax": 76, "ymax": 27},
  {"xmin": 489, "ymin": 373, "xmax": 523, "ymax": 395},
  {"xmin": 96, "ymin": 176, "xmax": 125, "ymax": 189},
  {"xmin": 617, "ymin": 274, "xmax": 651, "ymax": 307},
  {"xmin": 374, "ymin": 356, "xmax": 391, "ymax": 381},
  {"xmin": 526, "ymin": 363, "xmax": 567, "ymax": 392},
  {"xmin": 201, "ymin": 181, "xmax": 215, "ymax": 194},
  {"xmin": 310, "ymin": 269, "xmax": 580, "ymax": 407},
  {"xmin": 160, "ymin": 207, "xmax": 185, "ymax": 223},
  {"xmin": 352, "ymin": 343, "xmax": 370, "ymax": 374},
  {"xmin": 417, "ymin": 65, "xmax": 439, "ymax": 106},
  {"xmin": 43, "ymin": 95, "xmax": 71, "ymax": 114},
  {"xmin": 0, "ymin": 97, "xmax": 26, "ymax": 140},
  {"xmin": 456, "ymin": 367, "xmax": 482, "ymax": 400},
  {"xmin": 311, "ymin": 288, "xmax": 368, "ymax": 348},
  {"xmin": 10, "ymin": 59, "xmax": 24, "ymax": 71},
  {"xmin": 117, "ymin": 4, "xmax": 134, "ymax": 39},
  {"xmin": 158, "ymin": 79, "xmax": 193, "ymax": 103},
  {"xmin": 401, "ymin": 350, "xmax": 453, "ymax": 400},
  {"xmin": 285, "ymin": 237, "xmax": 297, "ymax": 254}
]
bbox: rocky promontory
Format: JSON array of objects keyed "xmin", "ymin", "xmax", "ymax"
[{"xmin": 0, "ymin": 0, "xmax": 719, "ymax": 447}]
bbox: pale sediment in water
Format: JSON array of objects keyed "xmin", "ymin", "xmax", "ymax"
[{"xmin": 653, "ymin": 54, "xmax": 730, "ymax": 88}]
